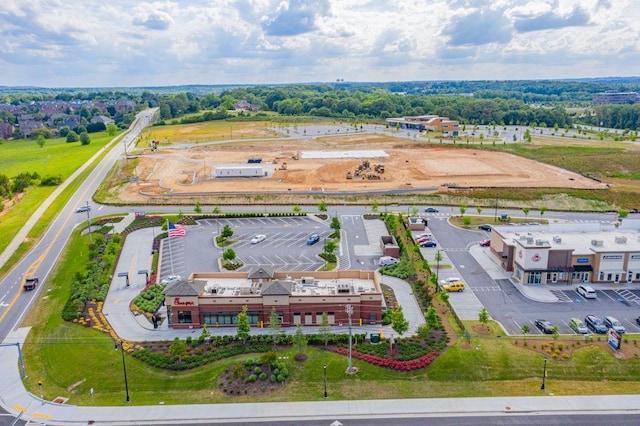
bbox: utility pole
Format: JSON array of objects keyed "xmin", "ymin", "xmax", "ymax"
[
  {"xmin": 85, "ymin": 201, "xmax": 92, "ymax": 243},
  {"xmin": 345, "ymin": 304, "xmax": 354, "ymax": 373}
]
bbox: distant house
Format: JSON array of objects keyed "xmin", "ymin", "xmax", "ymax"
[
  {"xmin": 18, "ymin": 120, "xmax": 44, "ymax": 137},
  {"xmin": 386, "ymin": 115, "xmax": 460, "ymax": 136},
  {"xmin": 90, "ymin": 115, "xmax": 114, "ymax": 125},
  {"xmin": 592, "ymin": 92, "xmax": 640, "ymax": 105},
  {"xmin": 233, "ymin": 100, "xmax": 259, "ymax": 112},
  {"xmin": 0, "ymin": 122, "xmax": 14, "ymax": 140},
  {"xmin": 114, "ymin": 100, "xmax": 135, "ymax": 113}
]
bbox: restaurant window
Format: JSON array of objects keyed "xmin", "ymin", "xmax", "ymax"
[{"xmin": 177, "ymin": 311, "xmax": 192, "ymax": 324}]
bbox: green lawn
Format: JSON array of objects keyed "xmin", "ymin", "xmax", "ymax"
[{"xmin": 0, "ymin": 131, "xmax": 119, "ymax": 257}]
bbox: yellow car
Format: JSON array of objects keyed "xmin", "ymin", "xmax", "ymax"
[{"xmin": 443, "ymin": 281, "xmax": 465, "ymax": 292}]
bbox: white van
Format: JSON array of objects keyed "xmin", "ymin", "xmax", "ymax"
[
  {"xmin": 378, "ymin": 256, "xmax": 399, "ymax": 266},
  {"xmin": 576, "ymin": 284, "xmax": 596, "ymax": 299}
]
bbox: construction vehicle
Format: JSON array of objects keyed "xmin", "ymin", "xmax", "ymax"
[
  {"xmin": 24, "ymin": 276, "xmax": 39, "ymax": 291},
  {"xmin": 280, "ymin": 162, "xmax": 287, "ymax": 170},
  {"xmin": 346, "ymin": 171, "xmax": 352, "ymax": 179}
]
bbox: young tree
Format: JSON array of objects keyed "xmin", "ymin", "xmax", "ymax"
[
  {"xmin": 293, "ymin": 205, "xmax": 302, "ymax": 213},
  {"xmin": 439, "ymin": 290, "xmax": 449, "ymax": 306},
  {"xmin": 80, "ymin": 132, "xmax": 91, "ymax": 145},
  {"xmin": 66, "ymin": 130, "xmax": 79, "ymax": 143},
  {"xmin": 522, "ymin": 207, "xmax": 530, "ymax": 217},
  {"xmin": 521, "ymin": 324, "xmax": 530, "ymax": 341},
  {"xmin": 269, "ymin": 307, "xmax": 281, "ymax": 348},
  {"xmin": 476, "ymin": 206, "xmax": 482, "ymax": 215},
  {"xmin": 36, "ymin": 134, "xmax": 45, "ymax": 148},
  {"xmin": 323, "ymin": 240, "xmax": 338, "ymax": 257},
  {"xmin": 478, "ymin": 307, "xmax": 490, "ymax": 327},
  {"xmin": 318, "ymin": 200, "xmax": 328, "ymax": 212},
  {"xmin": 330, "ymin": 216, "xmax": 341, "ymax": 234},
  {"xmin": 223, "ymin": 248, "xmax": 236, "ymax": 262},
  {"xmin": 293, "ymin": 324, "xmax": 307, "ymax": 355},
  {"xmin": 221, "ymin": 224, "xmax": 233, "ymax": 239},
  {"xmin": 411, "ymin": 205, "xmax": 419, "ymax": 216},
  {"xmin": 371, "ymin": 202, "xmax": 379, "ymax": 213},
  {"xmin": 212, "ymin": 206, "xmax": 222, "ymax": 214},
  {"xmin": 236, "ymin": 305, "xmax": 250, "ymax": 344},
  {"xmin": 425, "ymin": 305, "xmax": 440, "ymax": 329},
  {"xmin": 459, "ymin": 203, "xmax": 467, "ymax": 216},
  {"xmin": 434, "ymin": 250, "xmax": 443, "ymax": 284},
  {"xmin": 318, "ymin": 312, "xmax": 332, "ymax": 346},
  {"xmin": 194, "ymin": 201, "xmax": 202, "ymax": 213},
  {"xmin": 462, "ymin": 216, "xmax": 472, "ymax": 226},
  {"xmin": 391, "ymin": 305, "xmax": 409, "ymax": 336},
  {"xmin": 539, "ymin": 206, "xmax": 547, "ymax": 217},
  {"xmin": 168, "ymin": 337, "xmax": 187, "ymax": 363},
  {"xmin": 107, "ymin": 122, "xmax": 118, "ymax": 136}
]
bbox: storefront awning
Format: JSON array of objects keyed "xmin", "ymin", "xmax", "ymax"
[{"xmin": 573, "ymin": 265, "xmax": 593, "ymax": 272}]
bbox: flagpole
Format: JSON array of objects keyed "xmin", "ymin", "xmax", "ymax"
[{"xmin": 167, "ymin": 220, "xmax": 175, "ymax": 276}]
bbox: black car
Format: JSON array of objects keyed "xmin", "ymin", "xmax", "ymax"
[
  {"xmin": 585, "ymin": 315, "xmax": 607, "ymax": 334},
  {"xmin": 636, "ymin": 316, "xmax": 640, "ymax": 326},
  {"xmin": 534, "ymin": 319, "xmax": 554, "ymax": 334},
  {"xmin": 424, "ymin": 207, "xmax": 439, "ymax": 213},
  {"xmin": 478, "ymin": 224, "xmax": 492, "ymax": 231},
  {"xmin": 420, "ymin": 241, "xmax": 437, "ymax": 247}
]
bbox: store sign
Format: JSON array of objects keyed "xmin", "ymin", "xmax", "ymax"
[
  {"xmin": 576, "ymin": 258, "xmax": 589, "ymax": 264},
  {"xmin": 631, "ymin": 255, "xmax": 640, "ymax": 260},
  {"xmin": 603, "ymin": 255, "xmax": 622, "ymax": 260},
  {"xmin": 608, "ymin": 328, "xmax": 621, "ymax": 351},
  {"xmin": 173, "ymin": 297, "xmax": 194, "ymax": 306}
]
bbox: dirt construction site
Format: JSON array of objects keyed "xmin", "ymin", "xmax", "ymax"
[{"xmin": 118, "ymin": 132, "xmax": 606, "ymax": 202}]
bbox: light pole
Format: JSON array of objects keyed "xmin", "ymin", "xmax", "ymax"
[
  {"xmin": 85, "ymin": 201, "xmax": 92, "ymax": 243},
  {"xmin": 38, "ymin": 380, "xmax": 44, "ymax": 405},
  {"xmin": 541, "ymin": 356, "xmax": 548, "ymax": 391},
  {"xmin": 117, "ymin": 341, "xmax": 131, "ymax": 402},
  {"xmin": 345, "ymin": 304, "xmax": 354, "ymax": 373},
  {"xmin": 323, "ymin": 364, "xmax": 328, "ymax": 398}
]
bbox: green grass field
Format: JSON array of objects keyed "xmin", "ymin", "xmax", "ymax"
[{"xmin": 0, "ymin": 131, "xmax": 118, "ymax": 257}]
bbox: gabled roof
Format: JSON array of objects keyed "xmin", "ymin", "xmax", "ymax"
[
  {"xmin": 248, "ymin": 266, "xmax": 274, "ymax": 280},
  {"xmin": 261, "ymin": 280, "xmax": 292, "ymax": 296},
  {"xmin": 163, "ymin": 279, "xmax": 202, "ymax": 296}
]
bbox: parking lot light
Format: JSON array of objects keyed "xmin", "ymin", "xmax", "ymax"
[{"xmin": 541, "ymin": 356, "xmax": 548, "ymax": 391}]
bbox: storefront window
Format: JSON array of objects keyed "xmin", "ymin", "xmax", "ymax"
[{"xmin": 178, "ymin": 311, "xmax": 192, "ymax": 324}]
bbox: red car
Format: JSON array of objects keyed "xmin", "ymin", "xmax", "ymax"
[
  {"xmin": 480, "ymin": 239, "xmax": 491, "ymax": 247},
  {"xmin": 416, "ymin": 236, "xmax": 432, "ymax": 243}
]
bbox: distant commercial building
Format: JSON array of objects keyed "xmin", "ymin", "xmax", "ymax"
[
  {"xmin": 163, "ymin": 268, "xmax": 384, "ymax": 329},
  {"xmin": 488, "ymin": 221, "xmax": 640, "ymax": 286},
  {"xmin": 592, "ymin": 92, "xmax": 640, "ymax": 105},
  {"xmin": 386, "ymin": 115, "xmax": 460, "ymax": 136}
]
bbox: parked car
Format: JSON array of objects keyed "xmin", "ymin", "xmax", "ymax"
[
  {"xmin": 416, "ymin": 236, "xmax": 432, "ymax": 243},
  {"xmin": 576, "ymin": 284, "xmax": 597, "ymax": 299},
  {"xmin": 534, "ymin": 319, "xmax": 555, "ymax": 334},
  {"xmin": 479, "ymin": 239, "xmax": 491, "ymax": 247},
  {"xmin": 416, "ymin": 233, "xmax": 433, "ymax": 239},
  {"xmin": 250, "ymin": 234, "xmax": 266, "ymax": 244},
  {"xmin": 569, "ymin": 318, "xmax": 589, "ymax": 334},
  {"xmin": 585, "ymin": 315, "xmax": 607, "ymax": 334},
  {"xmin": 440, "ymin": 277, "xmax": 461, "ymax": 286},
  {"xmin": 306, "ymin": 233, "xmax": 320, "ymax": 245},
  {"xmin": 603, "ymin": 316, "xmax": 626, "ymax": 334},
  {"xmin": 443, "ymin": 281, "xmax": 465, "ymax": 292},
  {"xmin": 75, "ymin": 205, "xmax": 91, "ymax": 213},
  {"xmin": 424, "ymin": 207, "xmax": 439, "ymax": 213},
  {"xmin": 420, "ymin": 241, "xmax": 437, "ymax": 248},
  {"xmin": 378, "ymin": 256, "xmax": 399, "ymax": 266},
  {"xmin": 478, "ymin": 224, "xmax": 492, "ymax": 231},
  {"xmin": 160, "ymin": 275, "xmax": 181, "ymax": 285}
]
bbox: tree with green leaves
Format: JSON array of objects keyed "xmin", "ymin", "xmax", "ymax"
[
  {"xmin": 618, "ymin": 210, "xmax": 629, "ymax": 223},
  {"xmin": 476, "ymin": 206, "xmax": 482, "ymax": 215},
  {"xmin": 293, "ymin": 205, "xmax": 302, "ymax": 213},
  {"xmin": 459, "ymin": 203, "xmax": 467, "ymax": 216},
  {"xmin": 323, "ymin": 240, "xmax": 337, "ymax": 257},
  {"xmin": 168, "ymin": 337, "xmax": 187, "ymax": 363},
  {"xmin": 478, "ymin": 307, "xmax": 490, "ymax": 326},
  {"xmin": 36, "ymin": 134, "xmax": 45, "ymax": 148},
  {"xmin": 107, "ymin": 122, "xmax": 118, "ymax": 136},
  {"xmin": 539, "ymin": 206, "xmax": 547, "ymax": 217},
  {"xmin": 318, "ymin": 200, "xmax": 328, "ymax": 212},
  {"xmin": 411, "ymin": 205, "xmax": 419, "ymax": 216},
  {"xmin": 425, "ymin": 305, "xmax": 440, "ymax": 329},
  {"xmin": 79, "ymin": 132, "xmax": 91, "ymax": 145},
  {"xmin": 371, "ymin": 202, "xmax": 379, "ymax": 213},
  {"xmin": 462, "ymin": 216, "xmax": 472, "ymax": 226},
  {"xmin": 521, "ymin": 324, "xmax": 530, "ymax": 341},
  {"xmin": 439, "ymin": 290, "xmax": 449, "ymax": 305},
  {"xmin": 66, "ymin": 130, "xmax": 79, "ymax": 143},
  {"xmin": 269, "ymin": 307, "xmax": 281, "ymax": 348},
  {"xmin": 212, "ymin": 206, "xmax": 221, "ymax": 214},
  {"xmin": 391, "ymin": 305, "xmax": 409, "ymax": 336},
  {"xmin": 318, "ymin": 312, "xmax": 332, "ymax": 346},
  {"xmin": 221, "ymin": 224, "xmax": 233, "ymax": 239},
  {"xmin": 293, "ymin": 324, "xmax": 307, "ymax": 355},
  {"xmin": 236, "ymin": 305, "xmax": 250, "ymax": 344},
  {"xmin": 330, "ymin": 216, "xmax": 341, "ymax": 233},
  {"xmin": 434, "ymin": 250, "xmax": 443, "ymax": 284},
  {"xmin": 522, "ymin": 207, "xmax": 530, "ymax": 217},
  {"xmin": 223, "ymin": 248, "xmax": 236, "ymax": 262},
  {"xmin": 194, "ymin": 201, "xmax": 202, "ymax": 213}
]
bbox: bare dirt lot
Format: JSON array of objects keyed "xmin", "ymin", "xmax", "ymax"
[{"xmin": 120, "ymin": 134, "xmax": 605, "ymax": 202}]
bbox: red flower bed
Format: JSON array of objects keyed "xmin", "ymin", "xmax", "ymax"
[{"xmin": 332, "ymin": 347, "xmax": 439, "ymax": 371}]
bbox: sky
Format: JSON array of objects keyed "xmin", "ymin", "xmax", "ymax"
[{"xmin": 1, "ymin": 0, "xmax": 639, "ymax": 88}]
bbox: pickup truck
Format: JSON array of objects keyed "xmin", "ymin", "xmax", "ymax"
[{"xmin": 24, "ymin": 277, "xmax": 39, "ymax": 291}]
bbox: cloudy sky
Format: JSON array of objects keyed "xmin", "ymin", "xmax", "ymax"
[{"xmin": 1, "ymin": 0, "xmax": 638, "ymax": 88}]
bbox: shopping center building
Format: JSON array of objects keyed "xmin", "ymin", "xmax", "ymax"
[
  {"xmin": 488, "ymin": 221, "xmax": 640, "ymax": 286},
  {"xmin": 163, "ymin": 268, "xmax": 384, "ymax": 329}
]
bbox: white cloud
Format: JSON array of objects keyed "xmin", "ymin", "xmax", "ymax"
[{"xmin": 0, "ymin": 0, "xmax": 638, "ymax": 86}]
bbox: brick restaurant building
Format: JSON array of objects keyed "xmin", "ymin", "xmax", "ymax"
[{"xmin": 163, "ymin": 268, "xmax": 383, "ymax": 329}]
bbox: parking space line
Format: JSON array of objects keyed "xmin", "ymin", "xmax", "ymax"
[{"xmin": 598, "ymin": 290, "xmax": 618, "ymax": 302}]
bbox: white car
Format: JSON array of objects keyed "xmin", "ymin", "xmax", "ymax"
[
  {"xmin": 440, "ymin": 277, "xmax": 461, "ymax": 286},
  {"xmin": 576, "ymin": 284, "xmax": 596, "ymax": 299},
  {"xmin": 250, "ymin": 234, "xmax": 266, "ymax": 244},
  {"xmin": 160, "ymin": 275, "xmax": 181, "ymax": 285},
  {"xmin": 378, "ymin": 256, "xmax": 399, "ymax": 266}
]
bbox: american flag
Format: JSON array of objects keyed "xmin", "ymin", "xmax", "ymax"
[{"xmin": 168, "ymin": 222, "xmax": 186, "ymax": 237}]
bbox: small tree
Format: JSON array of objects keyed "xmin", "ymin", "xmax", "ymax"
[
  {"xmin": 551, "ymin": 326, "xmax": 559, "ymax": 340},
  {"xmin": 521, "ymin": 324, "xmax": 530, "ymax": 341},
  {"xmin": 411, "ymin": 205, "xmax": 419, "ymax": 216},
  {"xmin": 539, "ymin": 206, "xmax": 547, "ymax": 217},
  {"xmin": 194, "ymin": 201, "xmax": 202, "ymax": 213},
  {"xmin": 323, "ymin": 240, "xmax": 338, "ymax": 258},
  {"xmin": 459, "ymin": 203, "xmax": 467, "ymax": 216},
  {"xmin": 293, "ymin": 324, "xmax": 307, "ymax": 356},
  {"xmin": 391, "ymin": 305, "xmax": 409, "ymax": 336},
  {"xmin": 462, "ymin": 216, "xmax": 472, "ymax": 226},
  {"xmin": 318, "ymin": 312, "xmax": 332, "ymax": 346},
  {"xmin": 434, "ymin": 250, "xmax": 443, "ymax": 284},
  {"xmin": 107, "ymin": 122, "xmax": 118, "ymax": 136},
  {"xmin": 478, "ymin": 307, "xmax": 490, "ymax": 327},
  {"xmin": 212, "ymin": 206, "xmax": 222, "ymax": 214},
  {"xmin": 293, "ymin": 205, "xmax": 302, "ymax": 214},
  {"xmin": 476, "ymin": 206, "xmax": 482, "ymax": 215},
  {"xmin": 66, "ymin": 130, "xmax": 79, "ymax": 143},
  {"xmin": 80, "ymin": 132, "xmax": 91, "ymax": 145},
  {"xmin": 223, "ymin": 248, "xmax": 236, "ymax": 262},
  {"xmin": 168, "ymin": 337, "xmax": 187, "ymax": 363},
  {"xmin": 318, "ymin": 200, "xmax": 328, "ymax": 212},
  {"xmin": 425, "ymin": 305, "xmax": 440, "ymax": 329},
  {"xmin": 236, "ymin": 305, "xmax": 250, "ymax": 344},
  {"xmin": 371, "ymin": 202, "xmax": 379, "ymax": 213},
  {"xmin": 522, "ymin": 207, "xmax": 530, "ymax": 217},
  {"xmin": 618, "ymin": 210, "xmax": 629, "ymax": 223},
  {"xmin": 269, "ymin": 307, "xmax": 281, "ymax": 348},
  {"xmin": 330, "ymin": 216, "xmax": 341, "ymax": 233},
  {"xmin": 221, "ymin": 224, "xmax": 233, "ymax": 239},
  {"xmin": 36, "ymin": 134, "xmax": 45, "ymax": 148}
]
